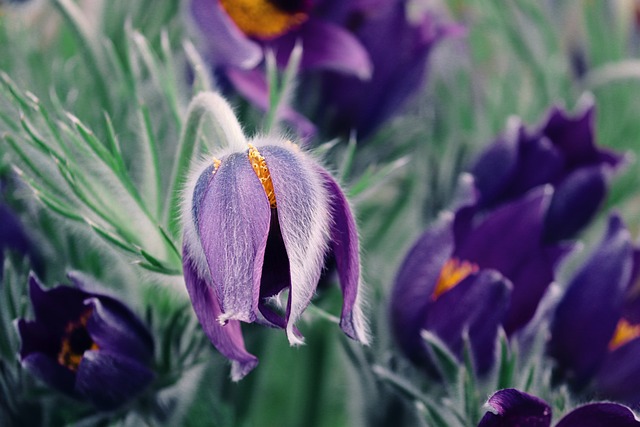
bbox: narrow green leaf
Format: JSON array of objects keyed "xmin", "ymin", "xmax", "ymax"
[
  {"xmin": 183, "ymin": 39, "xmax": 213, "ymax": 94},
  {"xmin": 421, "ymin": 330, "xmax": 460, "ymax": 384}
]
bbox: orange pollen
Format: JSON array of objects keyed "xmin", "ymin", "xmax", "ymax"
[
  {"xmin": 212, "ymin": 157, "xmax": 221, "ymax": 174},
  {"xmin": 248, "ymin": 144, "xmax": 277, "ymax": 208},
  {"xmin": 608, "ymin": 319, "xmax": 640, "ymax": 351},
  {"xmin": 432, "ymin": 258, "xmax": 479, "ymax": 301},
  {"xmin": 219, "ymin": 0, "xmax": 309, "ymax": 40},
  {"xmin": 57, "ymin": 309, "xmax": 99, "ymax": 372}
]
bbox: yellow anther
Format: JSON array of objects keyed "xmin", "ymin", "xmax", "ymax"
[
  {"xmin": 220, "ymin": 0, "xmax": 308, "ymax": 40},
  {"xmin": 57, "ymin": 309, "xmax": 99, "ymax": 372},
  {"xmin": 248, "ymin": 144, "xmax": 277, "ymax": 208},
  {"xmin": 432, "ymin": 258, "xmax": 479, "ymax": 301},
  {"xmin": 609, "ymin": 319, "xmax": 640, "ymax": 351},
  {"xmin": 212, "ymin": 157, "xmax": 221, "ymax": 174}
]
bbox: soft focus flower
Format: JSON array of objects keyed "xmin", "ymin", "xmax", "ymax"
[
  {"xmin": 549, "ymin": 214, "xmax": 640, "ymax": 404},
  {"xmin": 17, "ymin": 274, "xmax": 155, "ymax": 411},
  {"xmin": 0, "ymin": 202, "xmax": 43, "ymax": 276},
  {"xmin": 470, "ymin": 99, "xmax": 622, "ymax": 242},
  {"xmin": 478, "ymin": 388, "xmax": 640, "ymax": 427},
  {"xmin": 181, "ymin": 93, "xmax": 368, "ymax": 380},
  {"xmin": 391, "ymin": 181, "xmax": 563, "ymax": 375}
]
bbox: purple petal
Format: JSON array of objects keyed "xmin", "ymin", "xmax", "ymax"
[
  {"xmin": 543, "ymin": 166, "xmax": 607, "ymax": 242},
  {"xmin": 75, "ymin": 350, "xmax": 154, "ymax": 411},
  {"xmin": 549, "ymin": 214, "xmax": 633, "ymax": 386},
  {"xmin": 424, "ymin": 270, "xmax": 511, "ymax": 375},
  {"xmin": 225, "ymin": 68, "xmax": 316, "ymax": 139},
  {"xmin": 183, "ymin": 245, "xmax": 258, "ymax": 381},
  {"xmin": 274, "ymin": 18, "xmax": 372, "ymax": 79},
  {"xmin": 471, "ymin": 132, "xmax": 519, "ymax": 208},
  {"xmin": 17, "ymin": 319, "xmax": 60, "ymax": 360},
  {"xmin": 28, "ymin": 274, "xmax": 89, "ymax": 334},
  {"xmin": 195, "ymin": 152, "xmax": 271, "ymax": 323},
  {"xmin": 258, "ymin": 144, "xmax": 332, "ymax": 344},
  {"xmin": 189, "ymin": 0, "xmax": 262, "ymax": 68},
  {"xmin": 556, "ymin": 403, "xmax": 640, "ymax": 427},
  {"xmin": 21, "ymin": 352, "xmax": 77, "ymax": 396},
  {"xmin": 84, "ymin": 298, "xmax": 153, "ymax": 365},
  {"xmin": 596, "ymin": 337, "xmax": 640, "ymax": 404},
  {"xmin": 319, "ymin": 169, "xmax": 368, "ymax": 343},
  {"xmin": 390, "ymin": 214, "xmax": 454, "ymax": 365},
  {"xmin": 478, "ymin": 389, "xmax": 551, "ymax": 427}
]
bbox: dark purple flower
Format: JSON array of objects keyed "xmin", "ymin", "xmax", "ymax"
[
  {"xmin": 391, "ymin": 184, "xmax": 563, "ymax": 375},
  {"xmin": 549, "ymin": 214, "xmax": 640, "ymax": 404},
  {"xmin": 180, "ymin": 93, "xmax": 368, "ymax": 380},
  {"xmin": 471, "ymin": 100, "xmax": 622, "ymax": 242},
  {"xmin": 478, "ymin": 388, "xmax": 640, "ymax": 427},
  {"xmin": 17, "ymin": 274, "xmax": 155, "ymax": 411}
]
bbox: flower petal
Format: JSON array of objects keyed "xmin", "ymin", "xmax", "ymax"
[
  {"xmin": 183, "ymin": 244, "xmax": 258, "ymax": 381},
  {"xmin": 17, "ymin": 318, "xmax": 60, "ymax": 360},
  {"xmin": 555, "ymin": 403, "xmax": 640, "ymax": 427},
  {"xmin": 75, "ymin": 350, "xmax": 155, "ymax": 411},
  {"xmin": 195, "ymin": 152, "xmax": 271, "ymax": 323},
  {"xmin": 425, "ymin": 270, "xmax": 511, "ymax": 375},
  {"xmin": 21, "ymin": 352, "xmax": 77, "ymax": 397},
  {"xmin": 28, "ymin": 274, "xmax": 89, "ymax": 334},
  {"xmin": 84, "ymin": 297, "xmax": 154, "ymax": 365},
  {"xmin": 189, "ymin": 0, "xmax": 262, "ymax": 69},
  {"xmin": 596, "ymin": 337, "xmax": 640, "ymax": 404},
  {"xmin": 275, "ymin": 19, "xmax": 372, "ymax": 79},
  {"xmin": 319, "ymin": 169, "xmax": 368, "ymax": 343},
  {"xmin": 258, "ymin": 144, "xmax": 332, "ymax": 345},
  {"xmin": 543, "ymin": 166, "xmax": 607, "ymax": 242},
  {"xmin": 478, "ymin": 389, "xmax": 551, "ymax": 427},
  {"xmin": 390, "ymin": 214, "xmax": 454, "ymax": 365},
  {"xmin": 549, "ymin": 214, "xmax": 633, "ymax": 386}
]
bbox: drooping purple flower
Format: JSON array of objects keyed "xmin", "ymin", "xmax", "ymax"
[
  {"xmin": 549, "ymin": 214, "xmax": 640, "ymax": 404},
  {"xmin": 478, "ymin": 388, "xmax": 640, "ymax": 427},
  {"xmin": 390, "ymin": 182, "xmax": 563, "ymax": 375},
  {"xmin": 470, "ymin": 100, "xmax": 623, "ymax": 242},
  {"xmin": 180, "ymin": 93, "xmax": 368, "ymax": 380},
  {"xmin": 17, "ymin": 274, "xmax": 155, "ymax": 411}
]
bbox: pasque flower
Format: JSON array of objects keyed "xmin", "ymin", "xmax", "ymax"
[
  {"xmin": 181, "ymin": 93, "xmax": 368, "ymax": 380},
  {"xmin": 17, "ymin": 274, "xmax": 155, "ymax": 411},
  {"xmin": 478, "ymin": 388, "xmax": 640, "ymax": 427},
  {"xmin": 391, "ymin": 180, "xmax": 563, "ymax": 375},
  {"xmin": 549, "ymin": 214, "xmax": 640, "ymax": 404},
  {"xmin": 470, "ymin": 99, "xmax": 622, "ymax": 242}
]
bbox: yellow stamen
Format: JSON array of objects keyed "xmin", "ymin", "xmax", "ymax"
[
  {"xmin": 212, "ymin": 157, "xmax": 221, "ymax": 174},
  {"xmin": 57, "ymin": 309, "xmax": 99, "ymax": 372},
  {"xmin": 248, "ymin": 144, "xmax": 277, "ymax": 208},
  {"xmin": 432, "ymin": 258, "xmax": 479, "ymax": 301},
  {"xmin": 608, "ymin": 319, "xmax": 640, "ymax": 351},
  {"xmin": 220, "ymin": 0, "xmax": 308, "ymax": 39}
]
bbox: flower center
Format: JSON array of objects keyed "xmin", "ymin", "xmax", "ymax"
[
  {"xmin": 432, "ymin": 258, "xmax": 479, "ymax": 300},
  {"xmin": 219, "ymin": 0, "xmax": 309, "ymax": 40},
  {"xmin": 608, "ymin": 318, "xmax": 640, "ymax": 351},
  {"xmin": 57, "ymin": 309, "xmax": 99, "ymax": 372},
  {"xmin": 248, "ymin": 144, "xmax": 277, "ymax": 208}
]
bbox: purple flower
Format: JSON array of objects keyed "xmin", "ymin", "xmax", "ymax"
[
  {"xmin": 471, "ymin": 100, "xmax": 622, "ymax": 242},
  {"xmin": 391, "ymin": 183, "xmax": 563, "ymax": 375},
  {"xmin": 549, "ymin": 214, "xmax": 640, "ymax": 404},
  {"xmin": 17, "ymin": 274, "xmax": 155, "ymax": 411},
  {"xmin": 180, "ymin": 93, "xmax": 368, "ymax": 380},
  {"xmin": 478, "ymin": 388, "xmax": 640, "ymax": 427}
]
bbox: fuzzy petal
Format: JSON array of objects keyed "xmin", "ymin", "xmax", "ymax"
[
  {"xmin": 555, "ymin": 403, "xmax": 640, "ymax": 427},
  {"xmin": 195, "ymin": 152, "xmax": 271, "ymax": 323},
  {"xmin": 478, "ymin": 389, "xmax": 551, "ymax": 427},
  {"xmin": 21, "ymin": 352, "xmax": 77, "ymax": 397},
  {"xmin": 390, "ymin": 214, "xmax": 454, "ymax": 365},
  {"xmin": 85, "ymin": 298, "xmax": 154, "ymax": 364},
  {"xmin": 549, "ymin": 214, "xmax": 633, "ymax": 386},
  {"xmin": 319, "ymin": 169, "xmax": 368, "ymax": 343},
  {"xmin": 183, "ymin": 244, "xmax": 258, "ymax": 380},
  {"xmin": 275, "ymin": 19, "xmax": 372, "ymax": 79},
  {"xmin": 75, "ymin": 350, "xmax": 155, "ymax": 411},
  {"xmin": 259, "ymin": 145, "xmax": 332, "ymax": 344},
  {"xmin": 425, "ymin": 270, "xmax": 512, "ymax": 375},
  {"xmin": 190, "ymin": 0, "xmax": 262, "ymax": 68}
]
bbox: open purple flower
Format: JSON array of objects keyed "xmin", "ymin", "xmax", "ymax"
[
  {"xmin": 17, "ymin": 274, "xmax": 155, "ymax": 411},
  {"xmin": 549, "ymin": 214, "xmax": 640, "ymax": 404},
  {"xmin": 478, "ymin": 388, "xmax": 640, "ymax": 427},
  {"xmin": 181, "ymin": 93, "xmax": 368, "ymax": 380},
  {"xmin": 391, "ymin": 182, "xmax": 563, "ymax": 375},
  {"xmin": 471, "ymin": 100, "xmax": 622, "ymax": 242}
]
